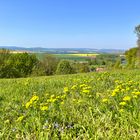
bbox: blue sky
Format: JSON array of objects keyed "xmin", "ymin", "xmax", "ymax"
[{"xmin": 0, "ymin": 0, "xmax": 140, "ymax": 49}]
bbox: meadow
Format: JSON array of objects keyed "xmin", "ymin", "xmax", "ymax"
[{"xmin": 1, "ymin": 70, "xmax": 140, "ymax": 139}]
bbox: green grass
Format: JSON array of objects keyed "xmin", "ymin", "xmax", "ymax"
[{"xmin": 1, "ymin": 70, "xmax": 140, "ymax": 139}]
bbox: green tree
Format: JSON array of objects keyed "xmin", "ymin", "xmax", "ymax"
[
  {"xmin": 0, "ymin": 64, "xmax": 20, "ymax": 78},
  {"xmin": 73, "ymin": 63, "xmax": 90, "ymax": 73},
  {"xmin": 125, "ymin": 47, "xmax": 138, "ymax": 68},
  {"xmin": 0, "ymin": 49, "xmax": 10, "ymax": 65},
  {"xmin": 135, "ymin": 25, "xmax": 140, "ymax": 64},
  {"xmin": 0, "ymin": 53, "xmax": 38, "ymax": 78},
  {"xmin": 56, "ymin": 60, "xmax": 74, "ymax": 75},
  {"xmin": 41, "ymin": 54, "xmax": 59, "ymax": 75}
]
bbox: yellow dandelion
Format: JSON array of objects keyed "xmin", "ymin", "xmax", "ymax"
[
  {"xmin": 119, "ymin": 109, "xmax": 124, "ymax": 112},
  {"xmin": 25, "ymin": 101, "xmax": 32, "ymax": 109},
  {"xmin": 61, "ymin": 101, "xmax": 64, "ymax": 105},
  {"xmin": 64, "ymin": 87, "xmax": 69, "ymax": 93},
  {"xmin": 80, "ymin": 84, "xmax": 87, "ymax": 88},
  {"xmin": 133, "ymin": 95, "xmax": 138, "ymax": 98},
  {"xmin": 119, "ymin": 102, "xmax": 126, "ymax": 106},
  {"xmin": 82, "ymin": 89, "xmax": 90, "ymax": 94},
  {"xmin": 30, "ymin": 95, "xmax": 39, "ymax": 102},
  {"xmin": 102, "ymin": 98, "xmax": 108, "ymax": 103},
  {"xmin": 126, "ymin": 87, "xmax": 130, "ymax": 91},
  {"xmin": 134, "ymin": 92, "xmax": 140, "ymax": 95},
  {"xmin": 40, "ymin": 106, "xmax": 48, "ymax": 111},
  {"xmin": 111, "ymin": 91, "xmax": 116, "ymax": 96},
  {"xmin": 123, "ymin": 96, "xmax": 131, "ymax": 101}
]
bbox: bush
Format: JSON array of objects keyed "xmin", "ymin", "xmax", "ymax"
[
  {"xmin": 41, "ymin": 54, "xmax": 59, "ymax": 75},
  {"xmin": 0, "ymin": 53, "xmax": 38, "ymax": 78},
  {"xmin": 56, "ymin": 60, "xmax": 74, "ymax": 75},
  {"xmin": 73, "ymin": 63, "xmax": 90, "ymax": 73}
]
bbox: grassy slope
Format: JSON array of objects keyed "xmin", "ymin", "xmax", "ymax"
[{"xmin": 1, "ymin": 70, "xmax": 140, "ymax": 139}]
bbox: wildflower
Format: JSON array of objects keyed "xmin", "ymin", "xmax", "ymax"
[
  {"xmin": 40, "ymin": 106, "xmax": 48, "ymax": 111},
  {"xmin": 54, "ymin": 122, "xmax": 59, "ymax": 129},
  {"xmin": 61, "ymin": 101, "xmax": 64, "ymax": 105},
  {"xmin": 123, "ymin": 96, "xmax": 131, "ymax": 101},
  {"xmin": 126, "ymin": 87, "xmax": 130, "ymax": 91},
  {"xmin": 16, "ymin": 115, "xmax": 24, "ymax": 122},
  {"xmin": 50, "ymin": 94, "xmax": 55, "ymax": 98},
  {"xmin": 134, "ymin": 92, "xmax": 140, "ymax": 95},
  {"xmin": 48, "ymin": 98, "xmax": 57, "ymax": 103},
  {"xmin": 119, "ymin": 102, "xmax": 126, "ymax": 106},
  {"xmin": 102, "ymin": 98, "xmax": 108, "ymax": 103},
  {"xmin": 56, "ymin": 95, "xmax": 60, "ymax": 99},
  {"xmin": 25, "ymin": 101, "xmax": 32, "ymax": 109},
  {"xmin": 12, "ymin": 128, "xmax": 16, "ymax": 132},
  {"xmin": 82, "ymin": 89, "xmax": 90, "ymax": 94},
  {"xmin": 64, "ymin": 87, "xmax": 69, "ymax": 93},
  {"xmin": 133, "ymin": 95, "xmax": 138, "ymax": 98},
  {"xmin": 119, "ymin": 109, "xmax": 124, "ymax": 112},
  {"xmin": 61, "ymin": 94, "xmax": 66, "ymax": 99},
  {"xmin": 80, "ymin": 84, "xmax": 87, "ymax": 88},
  {"xmin": 111, "ymin": 91, "xmax": 116, "ymax": 96},
  {"xmin": 30, "ymin": 95, "xmax": 39, "ymax": 102}
]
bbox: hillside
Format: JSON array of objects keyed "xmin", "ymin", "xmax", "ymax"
[
  {"xmin": 0, "ymin": 46, "xmax": 125, "ymax": 54},
  {"xmin": 1, "ymin": 70, "xmax": 140, "ymax": 139}
]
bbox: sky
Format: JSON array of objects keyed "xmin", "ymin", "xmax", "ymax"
[{"xmin": 0, "ymin": 0, "xmax": 140, "ymax": 49}]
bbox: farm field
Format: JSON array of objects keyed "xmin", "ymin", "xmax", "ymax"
[
  {"xmin": 35, "ymin": 53, "xmax": 99, "ymax": 61},
  {"xmin": 1, "ymin": 70, "xmax": 140, "ymax": 139},
  {"xmin": 55, "ymin": 53, "xmax": 99, "ymax": 57}
]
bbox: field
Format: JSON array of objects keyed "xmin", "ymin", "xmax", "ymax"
[
  {"xmin": 55, "ymin": 53, "xmax": 99, "ymax": 57},
  {"xmin": 1, "ymin": 70, "xmax": 140, "ymax": 139},
  {"xmin": 35, "ymin": 53, "xmax": 99, "ymax": 61}
]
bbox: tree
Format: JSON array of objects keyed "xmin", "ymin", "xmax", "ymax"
[
  {"xmin": 125, "ymin": 47, "xmax": 138, "ymax": 68},
  {"xmin": 41, "ymin": 54, "xmax": 59, "ymax": 75},
  {"xmin": 135, "ymin": 25, "xmax": 140, "ymax": 63},
  {"xmin": 73, "ymin": 63, "xmax": 90, "ymax": 73},
  {"xmin": 0, "ymin": 49, "xmax": 10, "ymax": 65},
  {"xmin": 56, "ymin": 60, "xmax": 74, "ymax": 75},
  {"xmin": 0, "ymin": 53, "xmax": 38, "ymax": 78}
]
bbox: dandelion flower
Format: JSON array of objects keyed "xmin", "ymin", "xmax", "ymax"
[
  {"xmin": 64, "ymin": 87, "xmax": 69, "ymax": 93},
  {"xmin": 25, "ymin": 101, "xmax": 32, "ymax": 109},
  {"xmin": 119, "ymin": 102, "xmax": 126, "ymax": 106},
  {"xmin": 123, "ymin": 96, "xmax": 131, "ymax": 101},
  {"xmin": 40, "ymin": 106, "xmax": 48, "ymax": 111},
  {"xmin": 102, "ymin": 98, "xmax": 108, "ymax": 103},
  {"xmin": 111, "ymin": 91, "xmax": 116, "ymax": 96},
  {"xmin": 119, "ymin": 109, "xmax": 124, "ymax": 112},
  {"xmin": 30, "ymin": 95, "xmax": 39, "ymax": 102}
]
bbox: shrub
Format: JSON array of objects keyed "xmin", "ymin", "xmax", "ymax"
[{"xmin": 56, "ymin": 60, "xmax": 74, "ymax": 75}]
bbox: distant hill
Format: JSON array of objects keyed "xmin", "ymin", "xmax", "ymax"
[{"xmin": 0, "ymin": 46, "xmax": 125, "ymax": 54}]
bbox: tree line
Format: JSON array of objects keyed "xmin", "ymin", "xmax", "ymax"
[{"xmin": 0, "ymin": 49, "xmax": 92, "ymax": 78}]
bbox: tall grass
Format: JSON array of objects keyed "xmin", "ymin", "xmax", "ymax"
[{"xmin": 1, "ymin": 70, "xmax": 140, "ymax": 139}]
